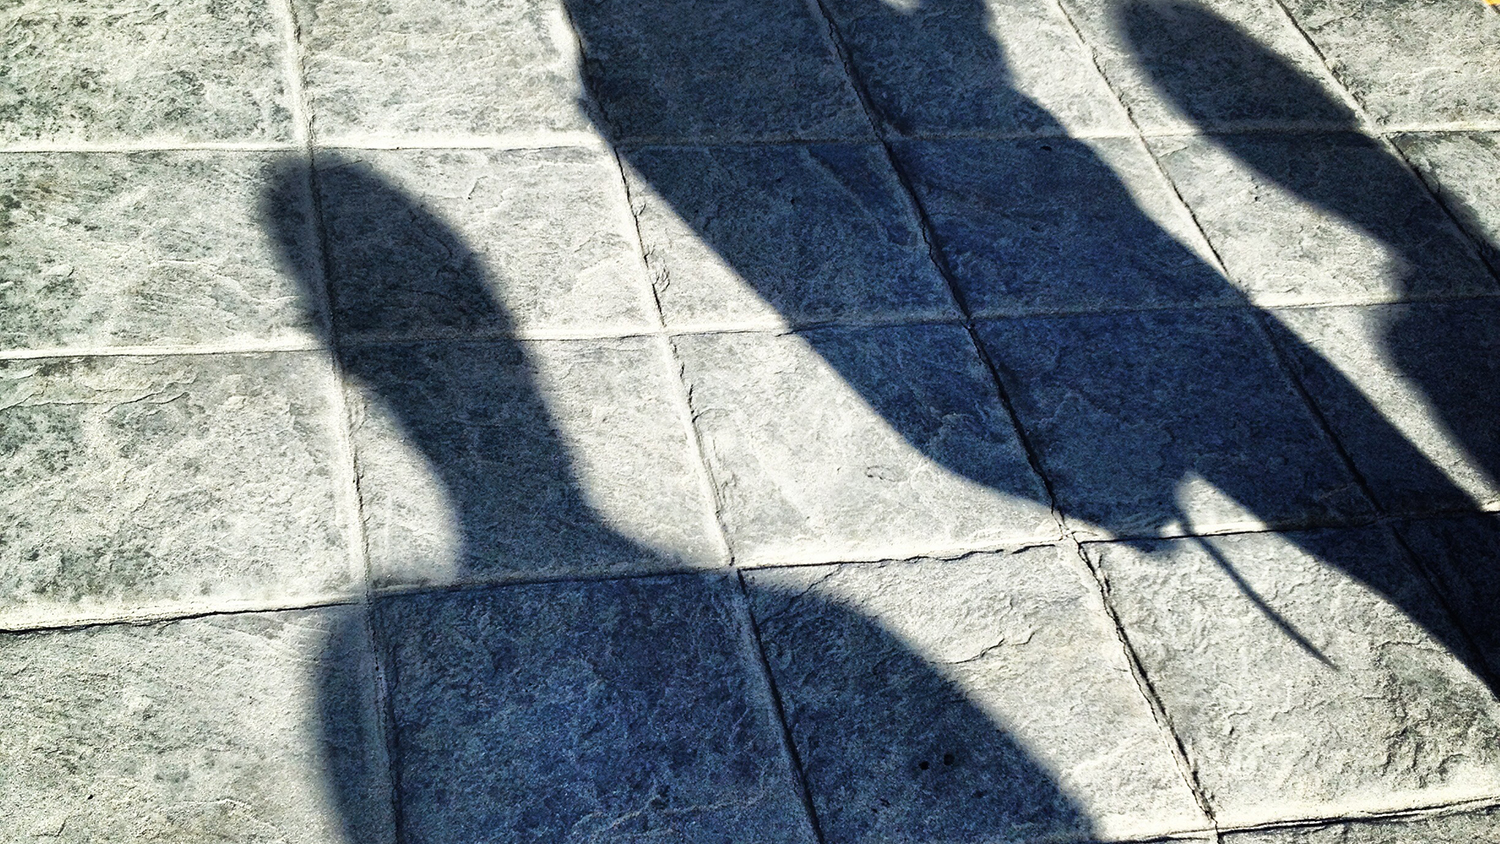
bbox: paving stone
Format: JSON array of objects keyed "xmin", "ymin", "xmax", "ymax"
[
  {"xmin": 1279, "ymin": 0, "xmax": 1500, "ymax": 128},
  {"xmin": 818, "ymin": 0, "xmax": 1129, "ymax": 137},
  {"xmin": 1396, "ymin": 515, "xmax": 1500, "ymax": 682},
  {"xmin": 1224, "ymin": 804, "xmax": 1500, "ymax": 843},
  {"xmin": 315, "ymin": 147, "xmax": 653, "ymax": 340},
  {"xmin": 0, "ymin": 606, "xmax": 393, "ymax": 844},
  {"xmin": 1267, "ymin": 303, "xmax": 1500, "ymax": 516},
  {"xmin": 347, "ymin": 336, "xmax": 721, "ymax": 588},
  {"xmin": 621, "ymin": 143, "xmax": 957, "ymax": 329},
  {"xmin": 744, "ymin": 550, "xmax": 1206, "ymax": 843},
  {"xmin": 374, "ymin": 574, "xmax": 813, "ymax": 844},
  {"xmin": 1151, "ymin": 134, "xmax": 1497, "ymax": 307},
  {"xmin": 295, "ymin": 0, "xmax": 591, "ymax": 142},
  {"xmin": 1061, "ymin": 0, "xmax": 1349, "ymax": 132},
  {"xmin": 1088, "ymin": 527, "xmax": 1500, "ymax": 827},
  {"xmin": 0, "ymin": 0, "xmax": 294, "ymax": 144},
  {"xmin": 977, "ymin": 311, "xmax": 1370, "ymax": 539},
  {"xmin": 0, "ymin": 151, "xmax": 321, "ymax": 352},
  {"xmin": 674, "ymin": 325, "xmax": 1055, "ymax": 565},
  {"xmin": 0, "ymin": 352, "xmax": 355, "ymax": 629},
  {"xmin": 564, "ymin": 0, "xmax": 869, "ymax": 142},
  {"xmin": 894, "ymin": 138, "xmax": 1229, "ymax": 316},
  {"xmin": 1394, "ymin": 132, "xmax": 1500, "ymax": 264}
]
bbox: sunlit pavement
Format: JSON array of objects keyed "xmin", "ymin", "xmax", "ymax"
[{"xmin": 3, "ymin": 0, "xmax": 1500, "ymax": 841}]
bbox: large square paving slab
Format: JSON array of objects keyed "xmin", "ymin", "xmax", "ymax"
[
  {"xmin": 621, "ymin": 143, "xmax": 956, "ymax": 329},
  {"xmin": 744, "ymin": 550, "xmax": 1205, "ymax": 843},
  {"xmin": 0, "ymin": 151, "xmax": 323, "ymax": 353},
  {"xmin": 0, "ymin": 606, "xmax": 393, "ymax": 843},
  {"xmin": 1394, "ymin": 132, "xmax": 1500, "ymax": 264},
  {"xmin": 0, "ymin": 351, "xmax": 356, "ymax": 629},
  {"xmin": 373, "ymin": 574, "xmax": 814, "ymax": 844},
  {"xmin": 977, "ymin": 310, "xmax": 1370, "ymax": 539},
  {"xmin": 674, "ymin": 324, "xmax": 1056, "ymax": 565},
  {"xmin": 347, "ymin": 335, "xmax": 721, "ymax": 588},
  {"xmin": 1088, "ymin": 527, "xmax": 1500, "ymax": 826}
]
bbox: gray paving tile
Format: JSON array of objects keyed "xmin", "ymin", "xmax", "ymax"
[
  {"xmin": 1267, "ymin": 302, "xmax": 1500, "ymax": 516},
  {"xmin": 1394, "ymin": 132, "xmax": 1500, "ymax": 264},
  {"xmin": 1279, "ymin": 0, "xmax": 1500, "ymax": 128},
  {"xmin": 0, "ymin": 606, "xmax": 393, "ymax": 843},
  {"xmin": 1396, "ymin": 515, "xmax": 1500, "ymax": 683},
  {"xmin": 1061, "ymin": 0, "xmax": 1349, "ymax": 132},
  {"xmin": 374, "ymin": 574, "xmax": 813, "ymax": 844},
  {"xmin": 564, "ymin": 0, "xmax": 869, "ymax": 142},
  {"xmin": 1224, "ymin": 805, "xmax": 1500, "ymax": 843},
  {"xmin": 895, "ymin": 138, "xmax": 1228, "ymax": 316},
  {"xmin": 0, "ymin": 151, "xmax": 322, "ymax": 352},
  {"xmin": 819, "ymin": 0, "xmax": 1129, "ymax": 137},
  {"xmin": 621, "ymin": 144, "xmax": 957, "ymax": 328},
  {"xmin": 0, "ymin": 352, "xmax": 355, "ymax": 629},
  {"xmin": 315, "ymin": 148, "xmax": 654, "ymax": 340},
  {"xmin": 674, "ymin": 325, "xmax": 1056, "ymax": 565},
  {"xmin": 295, "ymin": 0, "xmax": 591, "ymax": 142},
  {"xmin": 348, "ymin": 336, "xmax": 721, "ymax": 588},
  {"xmin": 0, "ymin": 0, "xmax": 294, "ymax": 145},
  {"xmin": 744, "ymin": 551, "xmax": 1206, "ymax": 844},
  {"xmin": 1088, "ymin": 527, "xmax": 1500, "ymax": 826},
  {"xmin": 1151, "ymin": 134, "xmax": 1497, "ymax": 307},
  {"xmin": 977, "ymin": 311, "xmax": 1370, "ymax": 539}
]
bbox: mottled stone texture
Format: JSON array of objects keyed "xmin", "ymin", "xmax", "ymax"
[
  {"xmin": 622, "ymin": 143, "xmax": 956, "ymax": 328},
  {"xmin": 1267, "ymin": 303, "xmax": 1500, "ymax": 515},
  {"xmin": 820, "ymin": 0, "xmax": 1129, "ymax": 136},
  {"xmin": 1279, "ymin": 0, "xmax": 1500, "ymax": 128},
  {"xmin": 295, "ymin": 0, "xmax": 591, "ymax": 142},
  {"xmin": 895, "ymin": 138, "xmax": 1227, "ymax": 316},
  {"xmin": 374, "ymin": 575, "xmax": 814, "ymax": 844},
  {"xmin": 1395, "ymin": 132, "xmax": 1500, "ymax": 263},
  {"xmin": 977, "ymin": 311, "xmax": 1369, "ymax": 539},
  {"xmin": 1151, "ymin": 134, "xmax": 1496, "ymax": 307},
  {"xmin": 1396, "ymin": 515, "xmax": 1500, "ymax": 682},
  {"xmin": 674, "ymin": 325, "xmax": 1056, "ymax": 564},
  {"xmin": 347, "ymin": 336, "xmax": 721, "ymax": 588},
  {"xmin": 0, "ymin": 352, "xmax": 354, "ymax": 628},
  {"xmin": 745, "ymin": 551, "xmax": 1206, "ymax": 843},
  {"xmin": 315, "ymin": 147, "xmax": 653, "ymax": 339},
  {"xmin": 0, "ymin": 151, "xmax": 321, "ymax": 352},
  {"xmin": 1224, "ymin": 804, "xmax": 1500, "ymax": 843},
  {"xmin": 1090, "ymin": 528, "xmax": 1500, "ymax": 826},
  {"xmin": 0, "ymin": 0, "xmax": 293, "ymax": 144},
  {"xmin": 0, "ymin": 607, "xmax": 393, "ymax": 844},
  {"xmin": 565, "ymin": 0, "xmax": 869, "ymax": 141}
]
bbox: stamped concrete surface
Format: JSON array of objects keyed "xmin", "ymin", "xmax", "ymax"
[{"xmin": 5, "ymin": 0, "xmax": 1500, "ymax": 841}]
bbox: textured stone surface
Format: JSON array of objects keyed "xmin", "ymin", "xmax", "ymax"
[
  {"xmin": 622, "ymin": 143, "xmax": 956, "ymax": 329},
  {"xmin": 1090, "ymin": 527, "xmax": 1500, "ymax": 826},
  {"xmin": 565, "ymin": 0, "xmax": 868, "ymax": 142},
  {"xmin": 0, "ymin": 0, "xmax": 294, "ymax": 144},
  {"xmin": 1267, "ymin": 303, "xmax": 1500, "ymax": 515},
  {"xmin": 1225, "ymin": 805, "xmax": 1500, "ymax": 843},
  {"xmin": 0, "ymin": 352, "xmax": 354, "ymax": 628},
  {"xmin": 374, "ymin": 575, "xmax": 814, "ymax": 844},
  {"xmin": 1151, "ymin": 133, "xmax": 1496, "ymax": 307},
  {"xmin": 0, "ymin": 151, "xmax": 321, "ymax": 352},
  {"xmin": 675, "ymin": 325, "xmax": 1055, "ymax": 564},
  {"xmin": 744, "ymin": 551, "xmax": 1205, "ymax": 843},
  {"xmin": 977, "ymin": 311, "xmax": 1370, "ymax": 539},
  {"xmin": 296, "ymin": 0, "xmax": 591, "ymax": 142},
  {"xmin": 347, "ymin": 336, "xmax": 721, "ymax": 588},
  {"xmin": 895, "ymin": 138, "xmax": 1228, "ymax": 316},
  {"xmin": 0, "ymin": 607, "xmax": 393, "ymax": 844},
  {"xmin": 1061, "ymin": 0, "xmax": 1349, "ymax": 132},
  {"xmin": 822, "ymin": 0, "xmax": 1129, "ymax": 136},
  {"xmin": 1396, "ymin": 515, "xmax": 1500, "ymax": 682},
  {"xmin": 316, "ymin": 147, "xmax": 653, "ymax": 339},
  {"xmin": 1394, "ymin": 132, "xmax": 1500, "ymax": 263},
  {"xmin": 1279, "ymin": 0, "xmax": 1500, "ymax": 128}
]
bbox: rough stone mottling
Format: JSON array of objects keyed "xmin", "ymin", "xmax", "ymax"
[
  {"xmin": 745, "ymin": 550, "xmax": 1206, "ymax": 843},
  {"xmin": 1396, "ymin": 515, "xmax": 1500, "ymax": 682},
  {"xmin": 1224, "ymin": 803, "xmax": 1500, "ymax": 843},
  {"xmin": 0, "ymin": 606, "xmax": 393, "ymax": 844},
  {"xmin": 1394, "ymin": 132, "xmax": 1500, "ymax": 264},
  {"xmin": 1090, "ymin": 527, "xmax": 1500, "ymax": 827},
  {"xmin": 0, "ymin": 352, "xmax": 354, "ymax": 628},
  {"xmin": 374, "ymin": 574, "xmax": 814, "ymax": 844}
]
